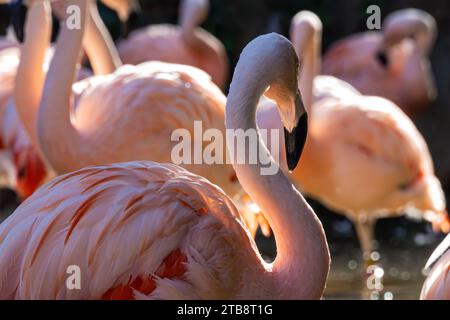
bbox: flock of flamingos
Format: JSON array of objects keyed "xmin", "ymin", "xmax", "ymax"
[{"xmin": 0, "ymin": 0, "xmax": 448, "ymax": 299}]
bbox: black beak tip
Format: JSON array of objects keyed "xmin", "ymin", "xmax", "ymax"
[
  {"xmin": 9, "ymin": 0, "xmax": 26, "ymax": 43},
  {"xmin": 376, "ymin": 51, "xmax": 389, "ymax": 68},
  {"xmin": 284, "ymin": 113, "xmax": 308, "ymax": 172}
]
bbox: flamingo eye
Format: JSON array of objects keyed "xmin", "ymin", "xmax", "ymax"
[
  {"xmin": 376, "ymin": 51, "xmax": 389, "ymax": 68},
  {"xmin": 17, "ymin": 166, "xmax": 26, "ymax": 179},
  {"xmin": 398, "ymin": 182, "xmax": 409, "ymax": 191}
]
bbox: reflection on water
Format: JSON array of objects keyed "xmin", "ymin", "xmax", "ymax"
[
  {"xmin": 255, "ymin": 207, "xmax": 446, "ymax": 300},
  {"xmin": 323, "ymin": 243, "xmax": 430, "ymax": 300}
]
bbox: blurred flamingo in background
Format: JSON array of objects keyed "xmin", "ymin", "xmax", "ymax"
[
  {"xmin": 0, "ymin": 5, "xmax": 43, "ymax": 197},
  {"xmin": 421, "ymin": 234, "xmax": 450, "ymax": 299},
  {"xmin": 0, "ymin": 33, "xmax": 329, "ymax": 299},
  {"xmin": 15, "ymin": 0, "xmax": 240, "ymax": 199},
  {"xmin": 322, "ymin": 9, "xmax": 437, "ymax": 117},
  {"xmin": 257, "ymin": 11, "xmax": 449, "ymax": 260},
  {"xmin": 114, "ymin": 0, "xmax": 229, "ymax": 89},
  {"xmin": 0, "ymin": 2, "xmax": 21, "ymax": 192},
  {"xmin": 0, "ymin": 0, "xmax": 121, "ymax": 199}
]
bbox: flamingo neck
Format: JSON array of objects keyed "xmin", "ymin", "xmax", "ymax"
[
  {"xmin": 82, "ymin": 1, "xmax": 121, "ymax": 75},
  {"xmin": 179, "ymin": 0, "xmax": 207, "ymax": 47},
  {"xmin": 51, "ymin": 0, "xmax": 121, "ymax": 74},
  {"xmin": 38, "ymin": 0, "xmax": 87, "ymax": 173},
  {"xmin": 383, "ymin": 9, "xmax": 436, "ymax": 56},
  {"xmin": 226, "ymin": 36, "xmax": 329, "ymax": 299},
  {"xmin": 290, "ymin": 13, "xmax": 322, "ymax": 112},
  {"xmin": 15, "ymin": 1, "xmax": 52, "ymax": 153}
]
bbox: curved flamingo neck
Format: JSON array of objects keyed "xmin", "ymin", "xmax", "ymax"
[
  {"xmin": 226, "ymin": 34, "xmax": 329, "ymax": 299},
  {"xmin": 38, "ymin": 0, "xmax": 88, "ymax": 173},
  {"xmin": 382, "ymin": 9, "xmax": 436, "ymax": 55},
  {"xmin": 290, "ymin": 12, "xmax": 322, "ymax": 112},
  {"xmin": 179, "ymin": 0, "xmax": 208, "ymax": 47},
  {"xmin": 15, "ymin": 1, "xmax": 52, "ymax": 153},
  {"xmin": 51, "ymin": 1, "xmax": 121, "ymax": 74},
  {"xmin": 80, "ymin": 1, "xmax": 121, "ymax": 74}
]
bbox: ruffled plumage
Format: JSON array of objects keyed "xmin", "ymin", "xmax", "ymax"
[{"xmin": 0, "ymin": 161, "xmax": 261, "ymax": 299}]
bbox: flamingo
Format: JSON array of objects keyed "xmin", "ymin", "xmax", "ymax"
[
  {"xmin": 0, "ymin": 5, "xmax": 21, "ymax": 192},
  {"xmin": 0, "ymin": 0, "xmax": 121, "ymax": 199},
  {"xmin": 322, "ymin": 9, "xmax": 437, "ymax": 117},
  {"xmin": 257, "ymin": 11, "xmax": 449, "ymax": 260},
  {"xmin": 12, "ymin": 0, "xmax": 241, "ymax": 201},
  {"xmin": 115, "ymin": 0, "xmax": 229, "ymax": 89},
  {"xmin": 421, "ymin": 234, "xmax": 450, "ymax": 299},
  {"xmin": 0, "ymin": 28, "xmax": 45, "ymax": 198},
  {"xmin": 0, "ymin": 33, "xmax": 330, "ymax": 300}
]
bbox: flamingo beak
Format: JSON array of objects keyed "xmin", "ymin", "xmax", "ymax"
[
  {"xmin": 10, "ymin": 0, "xmax": 27, "ymax": 43},
  {"xmin": 284, "ymin": 94, "xmax": 308, "ymax": 171}
]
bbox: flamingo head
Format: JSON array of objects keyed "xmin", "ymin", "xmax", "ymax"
[
  {"xmin": 377, "ymin": 9, "xmax": 437, "ymax": 115},
  {"xmin": 262, "ymin": 36, "xmax": 308, "ymax": 171},
  {"xmin": 179, "ymin": 0, "xmax": 209, "ymax": 29},
  {"xmin": 100, "ymin": 0, "xmax": 140, "ymax": 22},
  {"xmin": 374, "ymin": 38, "xmax": 437, "ymax": 116},
  {"xmin": 382, "ymin": 9, "xmax": 437, "ymax": 56},
  {"xmin": 13, "ymin": 146, "xmax": 47, "ymax": 199}
]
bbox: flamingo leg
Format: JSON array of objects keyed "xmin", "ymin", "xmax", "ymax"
[
  {"xmin": 352, "ymin": 214, "xmax": 386, "ymax": 299},
  {"xmin": 353, "ymin": 214, "xmax": 377, "ymax": 263}
]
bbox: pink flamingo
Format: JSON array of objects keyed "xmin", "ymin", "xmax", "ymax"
[
  {"xmin": 322, "ymin": 9, "xmax": 437, "ymax": 117},
  {"xmin": 257, "ymin": 11, "xmax": 448, "ymax": 259},
  {"xmin": 421, "ymin": 234, "xmax": 450, "ymax": 299},
  {"xmin": 0, "ymin": 36, "xmax": 44, "ymax": 198},
  {"xmin": 0, "ymin": 0, "xmax": 121, "ymax": 199},
  {"xmin": 116, "ymin": 0, "xmax": 229, "ymax": 89},
  {"xmin": 0, "ymin": 28, "xmax": 21, "ymax": 190},
  {"xmin": 0, "ymin": 33, "xmax": 330, "ymax": 299},
  {"xmin": 15, "ymin": 0, "xmax": 239, "ymax": 199}
]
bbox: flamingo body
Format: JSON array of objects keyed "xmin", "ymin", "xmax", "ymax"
[
  {"xmin": 259, "ymin": 75, "xmax": 447, "ymax": 225},
  {"xmin": 299, "ymin": 78, "xmax": 444, "ymax": 220},
  {"xmin": 48, "ymin": 61, "xmax": 239, "ymax": 197},
  {"xmin": 322, "ymin": 32, "xmax": 436, "ymax": 116},
  {"xmin": 0, "ymin": 161, "xmax": 262, "ymax": 299},
  {"xmin": 118, "ymin": 24, "xmax": 228, "ymax": 89}
]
